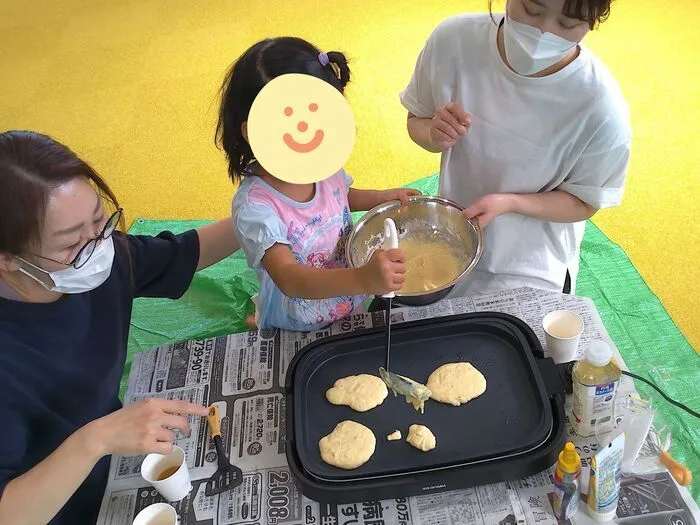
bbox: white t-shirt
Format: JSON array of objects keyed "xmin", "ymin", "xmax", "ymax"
[{"xmin": 400, "ymin": 13, "xmax": 632, "ymax": 297}]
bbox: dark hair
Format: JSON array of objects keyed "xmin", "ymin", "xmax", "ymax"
[
  {"xmin": 216, "ymin": 37, "xmax": 351, "ymax": 182},
  {"xmin": 0, "ymin": 130, "xmax": 123, "ymax": 255},
  {"xmin": 489, "ymin": 0, "xmax": 612, "ymax": 29}
]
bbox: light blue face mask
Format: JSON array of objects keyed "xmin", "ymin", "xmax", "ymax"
[
  {"xmin": 17, "ymin": 236, "xmax": 115, "ymax": 294},
  {"xmin": 503, "ymin": 16, "xmax": 579, "ymax": 75}
]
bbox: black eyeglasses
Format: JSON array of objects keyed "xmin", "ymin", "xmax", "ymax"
[{"xmin": 33, "ymin": 209, "xmax": 123, "ymax": 269}]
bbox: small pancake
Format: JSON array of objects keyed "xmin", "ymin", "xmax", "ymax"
[
  {"xmin": 406, "ymin": 424, "xmax": 436, "ymax": 452},
  {"xmin": 387, "ymin": 430, "xmax": 402, "ymax": 441}
]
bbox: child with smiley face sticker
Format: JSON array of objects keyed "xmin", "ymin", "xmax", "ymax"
[{"xmin": 218, "ymin": 37, "xmax": 419, "ymax": 331}]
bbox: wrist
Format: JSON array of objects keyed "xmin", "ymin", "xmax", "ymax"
[
  {"xmin": 380, "ymin": 189, "xmax": 395, "ymax": 203},
  {"xmin": 423, "ymin": 126, "xmax": 440, "ymax": 153},
  {"xmin": 75, "ymin": 419, "xmax": 110, "ymax": 461},
  {"xmin": 409, "ymin": 116, "xmax": 439, "ymax": 153},
  {"xmin": 353, "ymin": 266, "xmax": 373, "ymax": 295},
  {"xmin": 502, "ymin": 193, "xmax": 522, "ymax": 215}
]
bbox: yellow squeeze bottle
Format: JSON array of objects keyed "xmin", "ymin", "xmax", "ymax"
[
  {"xmin": 572, "ymin": 340, "xmax": 621, "ymax": 437},
  {"xmin": 552, "ymin": 442, "xmax": 582, "ymax": 521}
]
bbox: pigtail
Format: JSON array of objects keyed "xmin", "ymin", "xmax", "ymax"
[{"xmin": 326, "ymin": 51, "xmax": 351, "ymax": 89}]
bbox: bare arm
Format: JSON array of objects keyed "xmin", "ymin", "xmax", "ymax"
[
  {"xmin": 407, "ymin": 114, "xmax": 443, "ymax": 153},
  {"xmin": 0, "ymin": 429, "xmax": 101, "ymax": 525},
  {"xmin": 195, "ymin": 219, "xmax": 240, "ymax": 271},
  {"xmin": 262, "ymin": 244, "xmax": 404, "ymax": 299},
  {"xmin": 464, "ymin": 191, "xmax": 597, "ymax": 227},
  {"xmin": 347, "ymin": 188, "xmax": 421, "ymax": 212},
  {"xmin": 0, "ymin": 400, "xmax": 206, "ymax": 525},
  {"xmin": 347, "ymin": 189, "xmax": 388, "ymax": 212},
  {"xmin": 510, "ymin": 191, "xmax": 596, "ymax": 222}
]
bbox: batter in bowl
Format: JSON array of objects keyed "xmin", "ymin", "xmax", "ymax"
[{"xmin": 399, "ymin": 238, "xmax": 463, "ymax": 293}]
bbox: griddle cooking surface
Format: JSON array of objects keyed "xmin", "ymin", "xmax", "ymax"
[{"xmin": 290, "ymin": 315, "xmax": 553, "ymax": 482}]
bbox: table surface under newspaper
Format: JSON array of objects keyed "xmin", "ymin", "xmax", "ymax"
[{"xmin": 98, "ymin": 287, "xmax": 700, "ymax": 525}]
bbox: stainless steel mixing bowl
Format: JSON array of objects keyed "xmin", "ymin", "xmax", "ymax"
[{"xmin": 345, "ymin": 195, "xmax": 484, "ymax": 306}]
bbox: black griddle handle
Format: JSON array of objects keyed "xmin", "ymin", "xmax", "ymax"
[
  {"xmin": 537, "ymin": 357, "xmax": 571, "ymax": 397},
  {"xmin": 557, "ymin": 360, "xmax": 576, "ymax": 395}
]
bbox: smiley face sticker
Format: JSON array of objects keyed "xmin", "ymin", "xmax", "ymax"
[{"xmin": 246, "ymin": 73, "xmax": 356, "ymax": 184}]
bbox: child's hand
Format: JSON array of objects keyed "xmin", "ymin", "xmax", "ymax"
[
  {"xmin": 361, "ymin": 249, "xmax": 406, "ymax": 295},
  {"xmin": 430, "ymin": 103, "xmax": 471, "ymax": 150},
  {"xmin": 383, "ymin": 188, "xmax": 422, "ymax": 206}
]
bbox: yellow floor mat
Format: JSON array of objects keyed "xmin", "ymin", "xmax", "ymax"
[{"xmin": 0, "ymin": 0, "xmax": 698, "ymax": 350}]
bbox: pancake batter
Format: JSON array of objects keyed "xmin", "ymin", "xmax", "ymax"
[
  {"xmin": 325, "ymin": 374, "xmax": 388, "ymax": 412},
  {"xmin": 399, "ymin": 238, "xmax": 462, "ymax": 293},
  {"xmin": 426, "ymin": 362, "xmax": 487, "ymax": 406},
  {"xmin": 406, "ymin": 424, "xmax": 436, "ymax": 452},
  {"xmin": 319, "ymin": 420, "xmax": 376, "ymax": 469},
  {"xmin": 387, "ymin": 430, "xmax": 402, "ymax": 441}
]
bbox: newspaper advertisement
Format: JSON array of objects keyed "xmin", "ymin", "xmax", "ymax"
[{"xmin": 98, "ymin": 287, "xmax": 699, "ymax": 525}]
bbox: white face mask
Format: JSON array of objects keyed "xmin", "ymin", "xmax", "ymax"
[
  {"xmin": 17, "ymin": 236, "xmax": 115, "ymax": 294},
  {"xmin": 503, "ymin": 16, "xmax": 578, "ymax": 76}
]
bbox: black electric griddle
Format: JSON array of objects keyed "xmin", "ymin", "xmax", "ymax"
[{"xmin": 285, "ymin": 312, "xmax": 568, "ymax": 503}]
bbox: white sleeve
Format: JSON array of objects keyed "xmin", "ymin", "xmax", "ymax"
[
  {"xmin": 559, "ymin": 111, "xmax": 632, "ymax": 210},
  {"xmin": 559, "ymin": 142, "xmax": 631, "ymax": 209},
  {"xmin": 400, "ymin": 36, "xmax": 438, "ymax": 118}
]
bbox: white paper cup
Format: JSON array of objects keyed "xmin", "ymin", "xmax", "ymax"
[
  {"xmin": 140, "ymin": 446, "xmax": 192, "ymax": 502},
  {"xmin": 542, "ymin": 310, "xmax": 583, "ymax": 363},
  {"xmin": 132, "ymin": 503, "xmax": 178, "ymax": 525}
]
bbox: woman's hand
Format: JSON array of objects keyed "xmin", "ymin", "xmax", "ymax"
[
  {"xmin": 464, "ymin": 191, "xmax": 597, "ymax": 227},
  {"xmin": 87, "ymin": 399, "xmax": 209, "ymax": 457},
  {"xmin": 463, "ymin": 194, "xmax": 515, "ymax": 227},
  {"xmin": 0, "ymin": 399, "xmax": 208, "ymax": 525},
  {"xmin": 360, "ymin": 249, "xmax": 406, "ymax": 295},
  {"xmin": 430, "ymin": 103, "xmax": 472, "ymax": 150},
  {"xmin": 381, "ymin": 188, "xmax": 422, "ymax": 206}
]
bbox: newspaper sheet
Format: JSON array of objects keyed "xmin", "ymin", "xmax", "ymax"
[{"xmin": 98, "ymin": 287, "xmax": 699, "ymax": 525}]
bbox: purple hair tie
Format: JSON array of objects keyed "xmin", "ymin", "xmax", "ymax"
[{"xmin": 318, "ymin": 52, "xmax": 330, "ymax": 67}]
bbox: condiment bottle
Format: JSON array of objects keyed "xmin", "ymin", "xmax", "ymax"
[
  {"xmin": 552, "ymin": 442, "xmax": 581, "ymax": 521},
  {"xmin": 572, "ymin": 340, "xmax": 621, "ymax": 437},
  {"xmin": 588, "ymin": 433, "xmax": 625, "ymax": 521}
]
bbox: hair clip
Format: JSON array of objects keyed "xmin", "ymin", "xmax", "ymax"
[{"xmin": 318, "ymin": 52, "xmax": 330, "ymax": 67}]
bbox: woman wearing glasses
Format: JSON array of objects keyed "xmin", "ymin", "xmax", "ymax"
[{"xmin": 0, "ymin": 130, "xmax": 240, "ymax": 525}]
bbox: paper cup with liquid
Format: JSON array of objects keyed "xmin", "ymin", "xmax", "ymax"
[
  {"xmin": 542, "ymin": 310, "xmax": 583, "ymax": 363},
  {"xmin": 132, "ymin": 503, "xmax": 178, "ymax": 525},
  {"xmin": 141, "ymin": 446, "xmax": 192, "ymax": 502}
]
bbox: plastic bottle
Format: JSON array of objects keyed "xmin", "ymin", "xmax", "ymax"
[
  {"xmin": 571, "ymin": 340, "xmax": 621, "ymax": 437},
  {"xmin": 552, "ymin": 442, "xmax": 581, "ymax": 521},
  {"xmin": 588, "ymin": 433, "xmax": 625, "ymax": 521}
]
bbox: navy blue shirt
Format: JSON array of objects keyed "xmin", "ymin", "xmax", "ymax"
[{"xmin": 0, "ymin": 230, "xmax": 199, "ymax": 524}]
